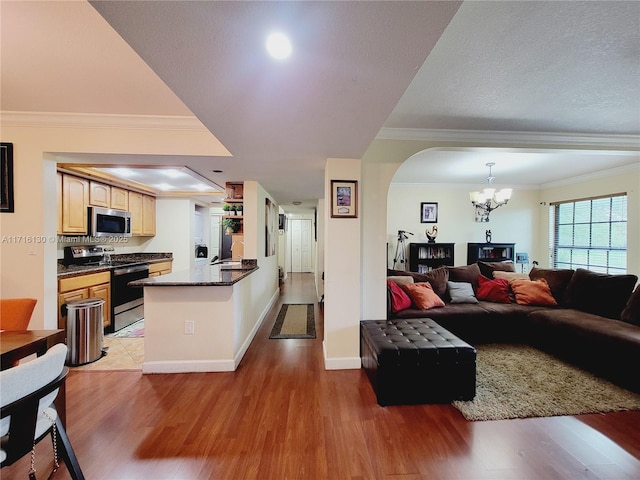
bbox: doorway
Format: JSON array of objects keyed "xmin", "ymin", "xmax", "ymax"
[{"xmin": 290, "ymin": 219, "xmax": 312, "ymax": 273}]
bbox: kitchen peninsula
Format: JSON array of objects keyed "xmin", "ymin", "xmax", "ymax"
[{"xmin": 129, "ymin": 259, "xmax": 261, "ymax": 374}]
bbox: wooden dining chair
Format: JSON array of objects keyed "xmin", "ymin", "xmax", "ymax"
[
  {"xmin": 0, "ymin": 298, "xmax": 37, "ymax": 330},
  {"xmin": 1, "ymin": 343, "xmax": 85, "ymax": 480}
]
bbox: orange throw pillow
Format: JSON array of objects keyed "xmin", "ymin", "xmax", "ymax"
[
  {"xmin": 400, "ymin": 282, "xmax": 445, "ymax": 310},
  {"xmin": 509, "ymin": 279, "xmax": 558, "ymax": 306}
]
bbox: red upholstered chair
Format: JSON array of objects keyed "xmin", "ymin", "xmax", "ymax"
[{"xmin": 0, "ymin": 298, "xmax": 37, "ymax": 330}]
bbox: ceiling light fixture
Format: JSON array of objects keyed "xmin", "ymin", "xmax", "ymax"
[
  {"xmin": 164, "ymin": 169, "xmax": 185, "ymax": 178},
  {"xmin": 469, "ymin": 162, "xmax": 512, "ymax": 223},
  {"xmin": 111, "ymin": 168, "xmax": 136, "ymax": 178},
  {"xmin": 266, "ymin": 32, "xmax": 292, "ymax": 60}
]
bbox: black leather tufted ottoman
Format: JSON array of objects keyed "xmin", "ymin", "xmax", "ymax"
[{"xmin": 361, "ymin": 319, "xmax": 476, "ymax": 406}]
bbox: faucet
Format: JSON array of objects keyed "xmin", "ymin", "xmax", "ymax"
[{"xmin": 230, "ymin": 241, "xmax": 245, "ymax": 260}]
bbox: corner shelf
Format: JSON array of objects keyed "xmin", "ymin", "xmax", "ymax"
[
  {"xmin": 409, "ymin": 243, "xmax": 454, "ymax": 273},
  {"xmin": 222, "ymin": 182, "xmax": 244, "ymax": 242}
]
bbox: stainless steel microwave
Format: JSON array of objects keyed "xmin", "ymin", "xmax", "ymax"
[{"xmin": 89, "ymin": 206, "xmax": 132, "ymax": 238}]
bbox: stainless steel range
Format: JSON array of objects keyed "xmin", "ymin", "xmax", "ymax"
[
  {"xmin": 110, "ymin": 263, "xmax": 148, "ymax": 332},
  {"xmin": 63, "ymin": 245, "xmax": 149, "ymax": 332}
]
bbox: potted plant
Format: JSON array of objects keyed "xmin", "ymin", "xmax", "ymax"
[
  {"xmin": 234, "ymin": 204, "xmax": 243, "ymax": 216},
  {"xmin": 222, "ymin": 204, "xmax": 233, "ymax": 215},
  {"xmin": 222, "ymin": 218, "xmax": 240, "ymax": 235}
]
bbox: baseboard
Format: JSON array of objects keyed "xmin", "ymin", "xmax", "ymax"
[
  {"xmin": 142, "ymin": 359, "xmax": 235, "ymax": 373},
  {"xmin": 322, "ymin": 340, "xmax": 361, "ymax": 370},
  {"xmin": 233, "ymin": 288, "xmax": 279, "ymax": 369}
]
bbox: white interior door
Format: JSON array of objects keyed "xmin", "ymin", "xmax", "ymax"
[
  {"xmin": 210, "ymin": 213, "xmax": 221, "ymax": 261},
  {"xmin": 290, "ymin": 219, "xmax": 312, "ymax": 273}
]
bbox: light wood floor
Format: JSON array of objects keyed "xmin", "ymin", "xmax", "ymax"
[{"xmin": 6, "ymin": 273, "xmax": 640, "ymax": 479}]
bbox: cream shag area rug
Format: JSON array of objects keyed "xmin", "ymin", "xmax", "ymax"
[{"xmin": 452, "ymin": 344, "xmax": 640, "ymax": 421}]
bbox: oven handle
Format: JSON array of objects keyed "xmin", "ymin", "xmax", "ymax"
[{"xmin": 113, "ymin": 264, "xmax": 149, "ymax": 276}]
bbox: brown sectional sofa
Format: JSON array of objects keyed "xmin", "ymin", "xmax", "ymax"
[{"xmin": 386, "ymin": 263, "xmax": 640, "ymax": 392}]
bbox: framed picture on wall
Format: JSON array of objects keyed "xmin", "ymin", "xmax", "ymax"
[
  {"xmin": 331, "ymin": 180, "xmax": 357, "ymax": 218},
  {"xmin": 420, "ymin": 202, "xmax": 438, "ymax": 223},
  {"xmin": 1, "ymin": 143, "xmax": 14, "ymax": 213}
]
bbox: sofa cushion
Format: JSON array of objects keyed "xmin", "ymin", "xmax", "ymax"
[
  {"xmin": 493, "ymin": 271, "xmax": 530, "ymax": 281},
  {"xmin": 476, "ymin": 275, "xmax": 511, "ymax": 304},
  {"xmin": 565, "ymin": 268, "xmax": 638, "ymax": 319},
  {"xmin": 529, "ymin": 267, "xmax": 575, "ymax": 306},
  {"xmin": 621, "ymin": 285, "xmax": 640, "ymax": 326},
  {"xmin": 387, "ymin": 280, "xmax": 412, "ymax": 313},
  {"xmin": 447, "ymin": 281, "xmax": 478, "ymax": 304},
  {"xmin": 400, "ymin": 282, "xmax": 445, "ymax": 310},
  {"xmin": 388, "ymin": 268, "xmax": 449, "ymax": 300},
  {"xmin": 387, "ymin": 275, "xmax": 414, "ymax": 286},
  {"xmin": 447, "ymin": 264, "xmax": 481, "ymax": 293},
  {"xmin": 477, "ymin": 260, "xmax": 515, "ymax": 279},
  {"xmin": 510, "ymin": 278, "xmax": 558, "ymax": 306}
]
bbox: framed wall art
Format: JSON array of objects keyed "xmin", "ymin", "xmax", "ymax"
[
  {"xmin": 420, "ymin": 202, "xmax": 438, "ymax": 223},
  {"xmin": 331, "ymin": 180, "xmax": 357, "ymax": 218},
  {"xmin": 1, "ymin": 143, "xmax": 14, "ymax": 213}
]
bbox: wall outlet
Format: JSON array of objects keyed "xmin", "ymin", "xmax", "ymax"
[{"xmin": 184, "ymin": 320, "xmax": 194, "ymax": 335}]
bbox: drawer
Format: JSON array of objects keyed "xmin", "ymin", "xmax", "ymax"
[{"xmin": 59, "ymin": 271, "xmax": 111, "ymax": 292}]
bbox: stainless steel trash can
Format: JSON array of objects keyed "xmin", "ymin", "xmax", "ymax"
[{"xmin": 66, "ymin": 298, "xmax": 105, "ymax": 366}]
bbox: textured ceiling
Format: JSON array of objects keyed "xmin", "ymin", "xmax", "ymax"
[
  {"xmin": 88, "ymin": 0, "xmax": 461, "ymax": 206},
  {"xmin": 1, "ymin": 1, "xmax": 638, "ymax": 211},
  {"xmin": 385, "ymin": 1, "xmax": 640, "ymax": 135}
]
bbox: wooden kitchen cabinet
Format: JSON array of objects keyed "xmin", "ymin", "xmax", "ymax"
[
  {"xmin": 129, "ymin": 191, "xmax": 143, "ymax": 235},
  {"xmin": 110, "ymin": 186, "xmax": 129, "ymax": 211},
  {"xmin": 142, "ymin": 194, "xmax": 156, "ymax": 236},
  {"xmin": 148, "ymin": 260, "xmax": 172, "ymax": 277},
  {"xmin": 89, "ymin": 181, "xmax": 111, "ymax": 207},
  {"xmin": 61, "ymin": 174, "xmax": 89, "ymax": 234},
  {"xmin": 58, "ymin": 271, "xmax": 111, "ymax": 329},
  {"xmin": 89, "ymin": 283, "xmax": 111, "ymax": 328},
  {"xmin": 58, "ymin": 171, "xmax": 157, "ymax": 237},
  {"xmin": 57, "ymin": 172, "xmax": 63, "ymax": 234},
  {"xmin": 129, "ymin": 191, "xmax": 155, "ymax": 236}
]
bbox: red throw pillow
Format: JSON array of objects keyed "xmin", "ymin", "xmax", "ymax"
[
  {"xmin": 476, "ymin": 275, "xmax": 511, "ymax": 304},
  {"xmin": 510, "ymin": 278, "xmax": 558, "ymax": 306},
  {"xmin": 387, "ymin": 280, "xmax": 412, "ymax": 312},
  {"xmin": 400, "ymin": 282, "xmax": 445, "ymax": 310}
]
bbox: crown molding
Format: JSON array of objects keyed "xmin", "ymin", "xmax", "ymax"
[
  {"xmin": 0, "ymin": 111, "xmax": 208, "ymax": 131},
  {"xmin": 540, "ymin": 163, "xmax": 640, "ymax": 189},
  {"xmin": 390, "ymin": 163, "xmax": 640, "ymax": 190},
  {"xmin": 376, "ymin": 127, "xmax": 640, "ymax": 149}
]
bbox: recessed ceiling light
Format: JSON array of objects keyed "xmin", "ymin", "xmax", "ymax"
[
  {"xmin": 292, "ymin": 201, "xmax": 302, "ymax": 205},
  {"xmin": 266, "ymin": 32, "xmax": 292, "ymax": 60},
  {"xmin": 212, "ymin": 169, "xmax": 223, "ymax": 173}
]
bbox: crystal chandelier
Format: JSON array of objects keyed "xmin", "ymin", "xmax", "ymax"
[{"xmin": 469, "ymin": 162, "xmax": 512, "ymax": 222}]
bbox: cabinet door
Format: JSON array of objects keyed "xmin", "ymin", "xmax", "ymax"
[
  {"xmin": 57, "ymin": 172, "xmax": 63, "ymax": 234},
  {"xmin": 58, "ymin": 288, "xmax": 89, "ymax": 329},
  {"xmin": 142, "ymin": 195, "xmax": 156, "ymax": 236},
  {"xmin": 62, "ymin": 175, "xmax": 89, "ymax": 234},
  {"xmin": 89, "ymin": 181, "xmax": 110, "ymax": 207},
  {"xmin": 110, "ymin": 187, "xmax": 129, "ymax": 211},
  {"xmin": 129, "ymin": 191, "xmax": 143, "ymax": 235},
  {"xmin": 89, "ymin": 283, "xmax": 111, "ymax": 328}
]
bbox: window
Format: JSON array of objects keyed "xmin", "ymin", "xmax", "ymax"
[{"xmin": 550, "ymin": 194, "xmax": 627, "ymax": 274}]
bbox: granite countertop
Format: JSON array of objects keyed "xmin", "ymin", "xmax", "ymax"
[
  {"xmin": 57, "ymin": 253, "xmax": 173, "ymax": 279},
  {"xmin": 129, "ymin": 259, "xmax": 258, "ymax": 287}
]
